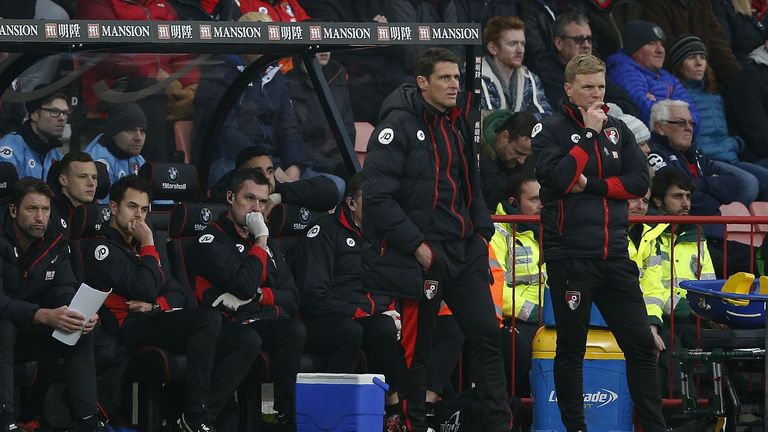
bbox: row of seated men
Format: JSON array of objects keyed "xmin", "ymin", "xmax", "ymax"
[{"xmin": 1, "ymin": 150, "xmax": 474, "ymax": 432}]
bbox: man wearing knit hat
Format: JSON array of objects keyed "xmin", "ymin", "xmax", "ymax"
[
  {"xmin": 84, "ymin": 103, "xmax": 147, "ymax": 186},
  {"xmin": 607, "ymin": 20, "xmax": 699, "ymax": 126},
  {"xmin": 0, "ymin": 89, "xmax": 67, "ymax": 179}
]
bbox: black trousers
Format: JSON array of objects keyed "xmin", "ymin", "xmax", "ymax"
[
  {"xmin": 400, "ymin": 237, "xmax": 511, "ymax": 432},
  {"xmin": 0, "ymin": 319, "xmax": 97, "ymax": 421},
  {"xmin": 426, "ymin": 315, "xmax": 463, "ymax": 395},
  {"xmin": 547, "ymin": 258, "xmax": 667, "ymax": 432},
  {"xmin": 245, "ymin": 319, "xmax": 305, "ymax": 415},
  {"xmin": 304, "ymin": 314, "xmax": 404, "ymax": 392},
  {"xmin": 210, "ymin": 321, "xmax": 261, "ymax": 419},
  {"xmin": 500, "ymin": 319, "xmax": 539, "ymax": 397},
  {"xmin": 117, "ymin": 309, "xmax": 221, "ymax": 419}
]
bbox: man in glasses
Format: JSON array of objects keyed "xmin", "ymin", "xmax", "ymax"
[
  {"xmin": 536, "ymin": 11, "xmax": 639, "ymax": 117},
  {"xmin": 0, "ymin": 90, "xmax": 68, "ymax": 179},
  {"xmin": 647, "ymin": 99, "xmax": 753, "ymax": 215}
]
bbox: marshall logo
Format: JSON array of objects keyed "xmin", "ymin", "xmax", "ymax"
[
  {"xmin": 565, "ymin": 291, "xmax": 581, "ymax": 311},
  {"xmin": 322, "ymin": 27, "xmax": 371, "ymax": 39},
  {"xmin": 213, "ymin": 25, "xmax": 262, "ymax": 39},
  {"xmin": 423, "ymin": 280, "xmax": 439, "ymax": 300},
  {"xmin": 603, "ymin": 127, "xmax": 619, "ymax": 145},
  {"xmin": 0, "ymin": 24, "xmax": 38, "ymax": 37},
  {"xmin": 168, "ymin": 166, "xmax": 179, "ymax": 182}
]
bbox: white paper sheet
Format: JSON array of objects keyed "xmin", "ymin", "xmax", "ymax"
[{"xmin": 52, "ymin": 283, "xmax": 111, "ymax": 346}]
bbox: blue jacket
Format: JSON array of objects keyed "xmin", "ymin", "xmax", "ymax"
[
  {"xmin": 607, "ymin": 51, "xmax": 698, "ymax": 125},
  {"xmin": 647, "ymin": 133, "xmax": 737, "ymax": 215},
  {"xmin": 683, "ymin": 79, "xmax": 743, "ymax": 164},
  {"xmin": 85, "ymin": 134, "xmax": 145, "ymax": 185},
  {"xmin": 0, "ymin": 122, "xmax": 63, "ymax": 179},
  {"xmin": 195, "ymin": 55, "xmax": 309, "ymax": 185},
  {"xmin": 480, "ymin": 56, "xmax": 553, "ymax": 119}
]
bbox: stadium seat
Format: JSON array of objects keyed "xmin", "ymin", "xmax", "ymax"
[
  {"xmin": 267, "ymin": 203, "xmax": 325, "ymax": 270},
  {"xmin": 720, "ymin": 202, "xmax": 765, "ymax": 247},
  {"xmin": 173, "ymin": 120, "xmax": 193, "ymax": 164},
  {"xmin": 748, "ymin": 201, "xmax": 768, "ymax": 235},
  {"xmin": 354, "ymin": 122, "xmax": 374, "ymax": 166}
]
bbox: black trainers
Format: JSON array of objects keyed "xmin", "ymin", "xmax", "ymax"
[{"xmin": 177, "ymin": 414, "xmax": 215, "ymax": 432}]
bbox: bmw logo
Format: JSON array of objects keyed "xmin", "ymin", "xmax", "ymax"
[
  {"xmin": 200, "ymin": 207, "xmax": 212, "ymax": 224},
  {"xmin": 101, "ymin": 207, "xmax": 111, "ymax": 223},
  {"xmin": 168, "ymin": 166, "xmax": 179, "ymax": 182},
  {"xmin": 299, "ymin": 207, "xmax": 311, "ymax": 223}
]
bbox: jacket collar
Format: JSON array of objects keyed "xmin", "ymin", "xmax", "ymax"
[
  {"xmin": 102, "ymin": 224, "xmax": 140, "ymax": 251},
  {"xmin": 421, "ymin": 94, "xmax": 462, "ymax": 124},
  {"xmin": 215, "ymin": 211, "xmax": 252, "ymax": 243},
  {"xmin": 560, "ymin": 98, "xmax": 586, "ymax": 128},
  {"xmin": 337, "ymin": 204, "xmax": 361, "ymax": 237},
  {"xmin": 98, "ymin": 134, "xmax": 133, "ymax": 160},
  {"xmin": 19, "ymin": 121, "xmax": 62, "ymax": 157}
]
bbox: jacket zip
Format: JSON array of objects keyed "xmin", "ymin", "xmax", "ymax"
[{"xmin": 592, "ymin": 140, "xmax": 610, "ymax": 259}]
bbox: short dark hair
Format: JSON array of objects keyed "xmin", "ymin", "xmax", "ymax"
[
  {"xmin": 554, "ymin": 11, "xmax": 589, "ymax": 39},
  {"xmin": 507, "ymin": 172, "xmax": 538, "ymax": 204},
  {"xmin": 500, "ymin": 111, "xmax": 537, "ymax": 140},
  {"xmin": 235, "ymin": 146, "xmax": 272, "ymax": 170},
  {"xmin": 59, "ymin": 151, "xmax": 95, "ymax": 176},
  {"xmin": 345, "ymin": 173, "xmax": 363, "ymax": 200},
  {"xmin": 110, "ymin": 175, "xmax": 152, "ymax": 205},
  {"xmin": 228, "ymin": 168, "xmax": 270, "ymax": 196},
  {"xmin": 650, "ymin": 169, "xmax": 695, "ymax": 207},
  {"xmin": 413, "ymin": 48, "xmax": 460, "ymax": 80},
  {"xmin": 11, "ymin": 177, "xmax": 53, "ymax": 207}
]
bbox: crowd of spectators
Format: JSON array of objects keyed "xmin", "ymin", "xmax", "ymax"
[{"xmin": 2, "ymin": 0, "xmax": 768, "ymax": 431}]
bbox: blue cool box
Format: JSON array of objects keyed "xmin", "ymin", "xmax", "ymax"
[
  {"xmin": 531, "ymin": 328, "xmax": 633, "ymax": 432},
  {"xmin": 296, "ymin": 373, "xmax": 389, "ymax": 432}
]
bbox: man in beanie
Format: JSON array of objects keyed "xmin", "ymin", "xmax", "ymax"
[
  {"xmin": 640, "ymin": 0, "xmax": 741, "ymax": 89},
  {"xmin": 84, "ymin": 103, "xmax": 147, "ymax": 185},
  {"xmin": 607, "ymin": 20, "xmax": 698, "ymax": 125},
  {"xmin": 535, "ymin": 11, "xmax": 639, "ymax": 118},
  {"xmin": 479, "ymin": 109, "xmax": 537, "ymax": 210},
  {"xmin": 0, "ymin": 89, "xmax": 67, "ymax": 179}
]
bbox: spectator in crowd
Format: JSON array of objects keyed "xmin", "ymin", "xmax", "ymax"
[
  {"xmin": 517, "ymin": 0, "xmax": 558, "ymax": 69},
  {"xmin": 210, "ymin": 146, "xmax": 339, "ymax": 214},
  {"xmin": 0, "ymin": 90, "xmax": 67, "ymax": 179},
  {"xmin": 286, "ymin": 52, "xmax": 356, "ymax": 180},
  {"xmin": 190, "ymin": 168, "xmax": 305, "ymax": 430},
  {"xmin": 363, "ymin": 47, "xmax": 511, "ymax": 432},
  {"xmin": 536, "ymin": 11, "xmax": 639, "ymax": 117},
  {"xmin": 481, "ymin": 16, "xmax": 553, "ymax": 118},
  {"xmin": 669, "ymin": 35, "xmax": 768, "ymax": 201},
  {"xmin": 640, "ymin": 0, "xmax": 741, "ymax": 89},
  {"xmin": 455, "ymin": 0, "xmax": 518, "ymax": 25},
  {"xmin": 490, "ymin": 173, "xmax": 544, "ymax": 415},
  {"xmin": 84, "ymin": 103, "xmax": 146, "ymax": 185},
  {"xmin": 711, "ymin": 0, "xmax": 768, "ymax": 67},
  {"xmin": 533, "ymin": 53, "xmax": 666, "ymax": 432},
  {"xmin": 50, "ymin": 151, "xmax": 98, "ymax": 233},
  {"xmin": 84, "ymin": 176, "xmax": 253, "ymax": 432},
  {"xmin": 0, "ymin": 178, "xmax": 101, "ymax": 432},
  {"xmin": 607, "ymin": 20, "xmax": 697, "ymax": 125},
  {"xmin": 295, "ymin": 173, "xmax": 407, "ymax": 431},
  {"xmin": 479, "ymin": 110, "xmax": 537, "ymax": 211},
  {"xmin": 647, "ymin": 99, "xmax": 755, "ymax": 215},
  {"xmin": 649, "ymin": 170, "xmax": 716, "ymax": 350},
  {"xmin": 75, "ymin": 0, "xmax": 199, "ymax": 163},
  {"xmin": 299, "ymin": 1, "xmax": 407, "ymax": 124},
  {"xmin": 566, "ymin": 0, "xmax": 642, "ymax": 61},
  {"xmin": 236, "ymin": 0, "xmax": 309, "ymax": 21},
  {"xmin": 726, "ymin": 35, "xmax": 768, "ymax": 163}
]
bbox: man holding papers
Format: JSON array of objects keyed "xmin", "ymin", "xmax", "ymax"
[{"xmin": 0, "ymin": 178, "xmax": 102, "ymax": 432}]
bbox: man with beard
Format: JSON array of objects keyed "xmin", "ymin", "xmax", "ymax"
[{"xmin": 85, "ymin": 104, "xmax": 146, "ymax": 185}]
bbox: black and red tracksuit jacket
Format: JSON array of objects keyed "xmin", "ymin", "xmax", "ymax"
[
  {"xmin": 0, "ymin": 211, "xmax": 78, "ymax": 328},
  {"xmin": 294, "ymin": 205, "xmax": 395, "ymax": 320},
  {"xmin": 189, "ymin": 212, "xmax": 299, "ymax": 322},
  {"xmin": 362, "ymin": 84, "xmax": 493, "ymax": 299},
  {"xmin": 533, "ymin": 98, "xmax": 650, "ymax": 261},
  {"xmin": 84, "ymin": 226, "xmax": 194, "ymax": 334}
]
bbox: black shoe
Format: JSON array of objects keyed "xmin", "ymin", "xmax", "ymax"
[{"xmin": 177, "ymin": 414, "xmax": 215, "ymax": 432}]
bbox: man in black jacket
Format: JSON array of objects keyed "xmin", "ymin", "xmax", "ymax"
[
  {"xmin": 190, "ymin": 168, "xmax": 305, "ymax": 430},
  {"xmin": 533, "ymin": 53, "xmax": 667, "ymax": 432},
  {"xmin": 0, "ymin": 178, "xmax": 101, "ymax": 432},
  {"xmin": 362, "ymin": 48, "xmax": 511, "ymax": 432},
  {"xmin": 50, "ymin": 151, "xmax": 98, "ymax": 233},
  {"xmin": 296, "ymin": 173, "xmax": 406, "ymax": 430},
  {"xmin": 84, "ymin": 175, "xmax": 256, "ymax": 432}
]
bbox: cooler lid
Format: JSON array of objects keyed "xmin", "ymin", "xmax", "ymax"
[{"xmin": 296, "ymin": 373, "xmax": 386, "ymax": 385}]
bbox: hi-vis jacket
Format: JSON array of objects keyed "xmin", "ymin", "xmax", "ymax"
[
  {"xmin": 628, "ymin": 222, "xmax": 668, "ymax": 327},
  {"xmin": 489, "ymin": 203, "xmax": 545, "ymax": 323},
  {"xmin": 658, "ymin": 224, "xmax": 716, "ymax": 318}
]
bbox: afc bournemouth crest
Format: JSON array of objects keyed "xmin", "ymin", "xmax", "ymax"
[
  {"xmin": 565, "ymin": 291, "xmax": 581, "ymax": 311},
  {"xmin": 603, "ymin": 127, "xmax": 619, "ymax": 145},
  {"xmin": 424, "ymin": 279, "xmax": 439, "ymax": 300}
]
